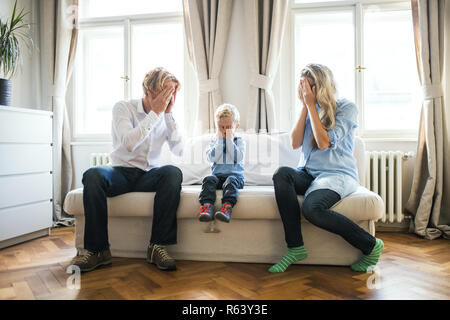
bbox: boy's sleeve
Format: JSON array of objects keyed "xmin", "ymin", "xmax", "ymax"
[
  {"xmin": 234, "ymin": 137, "xmax": 246, "ymax": 163},
  {"xmin": 224, "ymin": 137, "xmax": 246, "ymax": 164},
  {"xmin": 206, "ymin": 137, "xmax": 225, "ymax": 163}
]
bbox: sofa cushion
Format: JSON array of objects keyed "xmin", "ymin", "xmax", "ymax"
[
  {"xmin": 64, "ymin": 185, "xmax": 383, "ymax": 222},
  {"xmin": 161, "ymin": 133, "xmax": 366, "ymax": 187}
]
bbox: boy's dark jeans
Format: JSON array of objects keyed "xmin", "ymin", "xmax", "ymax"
[
  {"xmin": 82, "ymin": 165, "xmax": 182, "ymax": 252},
  {"xmin": 199, "ymin": 174, "xmax": 244, "ymax": 207},
  {"xmin": 272, "ymin": 166, "xmax": 376, "ymax": 255}
]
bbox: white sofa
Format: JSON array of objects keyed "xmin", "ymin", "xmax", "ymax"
[{"xmin": 64, "ymin": 133, "xmax": 384, "ymax": 266}]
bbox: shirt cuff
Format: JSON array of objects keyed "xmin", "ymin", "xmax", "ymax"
[
  {"xmin": 142, "ymin": 110, "xmax": 161, "ymax": 131},
  {"xmin": 327, "ymin": 128, "xmax": 338, "ymax": 150},
  {"xmin": 164, "ymin": 112, "xmax": 177, "ymax": 130}
]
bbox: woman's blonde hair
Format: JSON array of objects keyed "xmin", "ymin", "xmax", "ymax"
[
  {"xmin": 215, "ymin": 103, "xmax": 240, "ymax": 125},
  {"xmin": 142, "ymin": 67, "xmax": 180, "ymax": 96},
  {"xmin": 300, "ymin": 63, "xmax": 337, "ymax": 149}
]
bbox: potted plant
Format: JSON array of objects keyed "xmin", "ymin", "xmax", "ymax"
[{"xmin": 0, "ymin": 0, "xmax": 33, "ymax": 106}]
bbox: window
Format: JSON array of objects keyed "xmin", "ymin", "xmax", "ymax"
[
  {"xmin": 363, "ymin": 7, "xmax": 420, "ymax": 132},
  {"xmin": 288, "ymin": 0, "xmax": 421, "ymax": 138},
  {"xmin": 294, "ymin": 9, "xmax": 355, "ymax": 112},
  {"xmin": 73, "ymin": 0, "xmax": 190, "ymax": 139},
  {"xmin": 79, "ymin": 0, "xmax": 182, "ymax": 18}
]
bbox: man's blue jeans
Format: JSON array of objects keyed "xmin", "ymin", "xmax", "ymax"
[
  {"xmin": 82, "ymin": 165, "xmax": 182, "ymax": 252},
  {"xmin": 273, "ymin": 166, "xmax": 376, "ymax": 255}
]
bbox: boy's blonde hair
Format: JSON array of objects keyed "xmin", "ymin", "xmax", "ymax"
[
  {"xmin": 142, "ymin": 67, "xmax": 180, "ymax": 96},
  {"xmin": 215, "ymin": 103, "xmax": 240, "ymax": 125}
]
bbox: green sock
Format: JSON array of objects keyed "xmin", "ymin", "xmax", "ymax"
[
  {"xmin": 351, "ymin": 238, "xmax": 384, "ymax": 272},
  {"xmin": 269, "ymin": 246, "xmax": 308, "ymax": 273}
]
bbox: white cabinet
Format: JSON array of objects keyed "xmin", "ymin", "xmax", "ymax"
[{"xmin": 0, "ymin": 106, "xmax": 53, "ymax": 248}]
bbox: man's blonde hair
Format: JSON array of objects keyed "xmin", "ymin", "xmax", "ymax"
[
  {"xmin": 215, "ymin": 103, "xmax": 240, "ymax": 125},
  {"xmin": 142, "ymin": 67, "xmax": 180, "ymax": 96}
]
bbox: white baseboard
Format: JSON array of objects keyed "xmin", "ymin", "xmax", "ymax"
[{"xmin": 0, "ymin": 228, "xmax": 50, "ymax": 249}]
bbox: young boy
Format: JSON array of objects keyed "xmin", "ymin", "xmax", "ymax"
[{"xmin": 198, "ymin": 103, "xmax": 246, "ymax": 223}]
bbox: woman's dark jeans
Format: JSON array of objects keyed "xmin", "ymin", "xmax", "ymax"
[
  {"xmin": 272, "ymin": 166, "xmax": 376, "ymax": 255},
  {"xmin": 82, "ymin": 165, "xmax": 183, "ymax": 252}
]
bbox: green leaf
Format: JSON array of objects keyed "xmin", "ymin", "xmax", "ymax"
[
  {"xmin": 9, "ymin": 0, "xmax": 17, "ymax": 31},
  {"xmin": 0, "ymin": 0, "xmax": 33, "ymax": 78}
]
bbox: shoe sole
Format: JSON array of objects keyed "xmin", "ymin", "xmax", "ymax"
[
  {"xmin": 146, "ymin": 258, "xmax": 177, "ymax": 271},
  {"xmin": 198, "ymin": 213, "xmax": 213, "ymax": 222},
  {"xmin": 215, "ymin": 212, "xmax": 230, "ymax": 223},
  {"xmin": 78, "ymin": 259, "xmax": 112, "ymax": 273}
]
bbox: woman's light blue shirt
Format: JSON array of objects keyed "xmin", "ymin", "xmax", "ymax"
[{"xmin": 298, "ymin": 98, "xmax": 360, "ymax": 200}]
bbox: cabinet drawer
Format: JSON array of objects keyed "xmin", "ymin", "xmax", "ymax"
[
  {"xmin": 0, "ymin": 110, "xmax": 52, "ymax": 143},
  {"xmin": 0, "ymin": 201, "xmax": 52, "ymax": 241},
  {"xmin": 0, "ymin": 172, "xmax": 52, "ymax": 209},
  {"xmin": 0, "ymin": 144, "xmax": 52, "ymax": 175}
]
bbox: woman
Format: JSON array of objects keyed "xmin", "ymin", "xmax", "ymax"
[{"xmin": 269, "ymin": 63, "xmax": 383, "ymax": 273}]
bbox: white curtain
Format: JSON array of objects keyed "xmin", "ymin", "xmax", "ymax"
[
  {"xmin": 405, "ymin": 0, "xmax": 450, "ymax": 239},
  {"xmin": 40, "ymin": 0, "xmax": 78, "ymax": 226},
  {"xmin": 183, "ymin": 0, "xmax": 233, "ymax": 134},
  {"xmin": 244, "ymin": 0, "xmax": 289, "ymax": 134}
]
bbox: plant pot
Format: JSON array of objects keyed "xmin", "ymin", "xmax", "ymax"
[{"xmin": 0, "ymin": 78, "xmax": 12, "ymax": 106}]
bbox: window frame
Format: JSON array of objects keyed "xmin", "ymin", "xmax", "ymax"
[
  {"xmin": 71, "ymin": 10, "xmax": 196, "ymax": 142},
  {"xmin": 283, "ymin": 0, "xmax": 419, "ymax": 139}
]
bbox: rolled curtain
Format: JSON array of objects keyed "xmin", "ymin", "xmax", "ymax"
[
  {"xmin": 244, "ymin": 0, "xmax": 289, "ymax": 134},
  {"xmin": 405, "ymin": 0, "xmax": 450, "ymax": 239},
  {"xmin": 40, "ymin": 0, "xmax": 78, "ymax": 226},
  {"xmin": 183, "ymin": 0, "xmax": 233, "ymax": 134}
]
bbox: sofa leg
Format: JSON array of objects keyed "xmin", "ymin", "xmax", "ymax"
[
  {"xmin": 369, "ymin": 220, "xmax": 376, "ymax": 235},
  {"xmin": 204, "ymin": 221, "xmax": 221, "ymax": 233}
]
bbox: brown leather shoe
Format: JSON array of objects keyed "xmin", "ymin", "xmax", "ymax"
[
  {"xmin": 72, "ymin": 249, "xmax": 112, "ymax": 272},
  {"xmin": 147, "ymin": 244, "xmax": 177, "ymax": 271}
]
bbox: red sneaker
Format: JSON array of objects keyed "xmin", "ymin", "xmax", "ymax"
[
  {"xmin": 198, "ymin": 203, "xmax": 215, "ymax": 222},
  {"xmin": 215, "ymin": 203, "xmax": 232, "ymax": 223}
]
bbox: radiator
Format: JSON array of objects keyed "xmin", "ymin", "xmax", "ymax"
[
  {"xmin": 90, "ymin": 153, "xmax": 111, "ymax": 166},
  {"xmin": 364, "ymin": 151, "xmax": 408, "ymax": 223}
]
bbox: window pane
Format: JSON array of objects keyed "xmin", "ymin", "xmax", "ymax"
[
  {"xmin": 294, "ymin": 11, "xmax": 355, "ymax": 115},
  {"xmin": 363, "ymin": 8, "xmax": 421, "ymax": 131},
  {"xmin": 79, "ymin": 0, "xmax": 182, "ymax": 19},
  {"xmin": 75, "ymin": 26, "xmax": 124, "ymax": 135},
  {"xmin": 131, "ymin": 22, "xmax": 185, "ymax": 129}
]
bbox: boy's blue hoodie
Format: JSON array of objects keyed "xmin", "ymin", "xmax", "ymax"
[{"xmin": 205, "ymin": 136, "xmax": 245, "ymax": 178}]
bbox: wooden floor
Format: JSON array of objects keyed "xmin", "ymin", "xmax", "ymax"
[{"xmin": 0, "ymin": 227, "xmax": 449, "ymax": 300}]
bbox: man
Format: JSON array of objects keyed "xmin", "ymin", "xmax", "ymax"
[{"xmin": 73, "ymin": 67, "xmax": 184, "ymax": 272}]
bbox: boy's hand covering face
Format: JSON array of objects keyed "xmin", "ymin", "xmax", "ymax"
[{"xmin": 216, "ymin": 116, "xmax": 236, "ymax": 138}]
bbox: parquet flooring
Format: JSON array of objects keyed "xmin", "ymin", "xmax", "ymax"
[{"xmin": 0, "ymin": 227, "xmax": 449, "ymax": 300}]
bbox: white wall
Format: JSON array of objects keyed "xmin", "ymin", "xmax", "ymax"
[{"xmin": 0, "ymin": 0, "xmax": 40, "ymax": 109}]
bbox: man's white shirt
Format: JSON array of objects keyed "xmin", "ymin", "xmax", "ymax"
[{"xmin": 110, "ymin": 98, "xmax": 183, "ymax": 171}]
